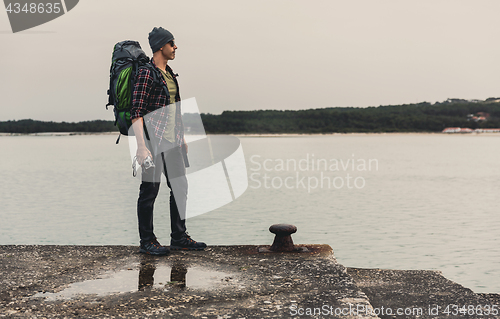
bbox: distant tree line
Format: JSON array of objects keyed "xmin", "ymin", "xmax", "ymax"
[
  {"xmin": 0, "ymin": 119, "xmax": 116, "ymax": 134},
  {"xmin": 200, "ymin": 101, "xmax": 500, "ymax": 133},
  {"xmin": 2, "ymin": 101, "xmax": 500, "ymax": 134}
]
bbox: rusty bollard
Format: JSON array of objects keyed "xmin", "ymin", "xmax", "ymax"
[
  {"xmin": 258, "ymin": 224, "xmax": 308, "ymax": 253},
  {"xmin": 270, "ymin": 224, "xmax": 297, "ymax": 252}
]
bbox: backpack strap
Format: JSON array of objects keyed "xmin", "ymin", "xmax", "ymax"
[
  {"xmin": 106, "ymin": 63, "xmax": 117, "ymax": 110},
  {"xmin": 139, "ymin": 63, "xmax": 171, "ymax": 102}
]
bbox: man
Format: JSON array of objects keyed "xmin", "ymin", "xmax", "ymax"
[{"xmin": 130, "ymin": 27, "xmax": 206, "ymax": 255}]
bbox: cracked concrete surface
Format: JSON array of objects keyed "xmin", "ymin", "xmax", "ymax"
[{"xmin": 0, "ymin": 245, "xmax": 498, "ymax": 318}]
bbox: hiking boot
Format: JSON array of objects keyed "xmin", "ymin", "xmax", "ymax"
[
  {"xmin": 140, "ymin": 239, "xmax": 170, "ymax": 255},
  {"xmin": 170, "ymin": 233, "xmax": 207, "ymax": 251}
]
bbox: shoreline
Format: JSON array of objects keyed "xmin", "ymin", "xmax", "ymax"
[
  {"xmin": 0, "ymin": 132, "xmax": 119, "ymax": 136},
  {"xmin": 2, "ymin": 131, "xmax": 500, "ymax": 137}
]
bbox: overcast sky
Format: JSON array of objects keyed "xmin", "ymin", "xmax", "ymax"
[{"xmin": 1, "ymin": 0, "xmax": 500, "ymax": 122}]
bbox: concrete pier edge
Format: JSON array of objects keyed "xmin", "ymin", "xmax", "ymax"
[{"xmin": 1, "ymin": 245, "xmax": 499, "ymax": 318}]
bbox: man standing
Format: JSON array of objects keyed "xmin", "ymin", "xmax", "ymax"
[{"xmin": 131, "ymin": 27, "xmax": 206, "ymax": 255}]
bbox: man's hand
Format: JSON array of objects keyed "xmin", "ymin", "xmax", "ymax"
[{"xmin": 136, "ymin": 146, "xmax": 152, "ymax": 165}]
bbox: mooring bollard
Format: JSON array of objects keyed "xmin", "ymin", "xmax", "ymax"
[
  {"xmin": 258, "ymin": 223, "xmax": 308, "ymax": 253},
  {"xmin": 269, "ymin": 224, "xmax": 297, "ymax": 252}
]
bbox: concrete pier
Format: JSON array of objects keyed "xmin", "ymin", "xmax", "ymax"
[{"xmin": 0, "ymin": 245, "xmax": 498, "ymax": 318}]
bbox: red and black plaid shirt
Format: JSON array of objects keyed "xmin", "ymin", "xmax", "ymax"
[{"xmin": 131, "ymin": 58, "xmax": 184, "ymax": 148}]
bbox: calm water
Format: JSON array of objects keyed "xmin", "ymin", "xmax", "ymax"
[{"xmin": 1, "ymin": 133, "xmax": 499, "ymax": 293}]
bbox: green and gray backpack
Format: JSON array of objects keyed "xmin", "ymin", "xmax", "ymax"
[{"xmin": 106, "ymin": 40, "xmax": 158, "ymax": 143}]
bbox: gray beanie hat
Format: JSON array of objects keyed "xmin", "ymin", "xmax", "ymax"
[{"xmin": 148, "ymin": 27, "xmax": 174, "ymax": 53}]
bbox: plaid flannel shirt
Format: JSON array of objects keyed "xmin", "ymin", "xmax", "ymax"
[{"xmin": 131, "ymin": 58, "xmax": 183, "ymax": 149}]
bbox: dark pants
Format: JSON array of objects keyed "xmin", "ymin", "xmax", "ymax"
[{"xmin": 137, "ymin": 142, "xmax": 187, "ymax": 243}]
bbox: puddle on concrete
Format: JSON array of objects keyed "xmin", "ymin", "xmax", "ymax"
[{"xmin": 32, "ymin": 264, "xmax": 234, "ymax": 301}]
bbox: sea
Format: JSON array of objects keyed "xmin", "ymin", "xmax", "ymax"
[{"xmin": 1, "ymin": 133, "xmax": 499, "ymax": 294}]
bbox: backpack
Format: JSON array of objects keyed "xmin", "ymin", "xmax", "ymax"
[{"xmin": 106, "ymin": 40, "xmax": 159, "ymax": 143}]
